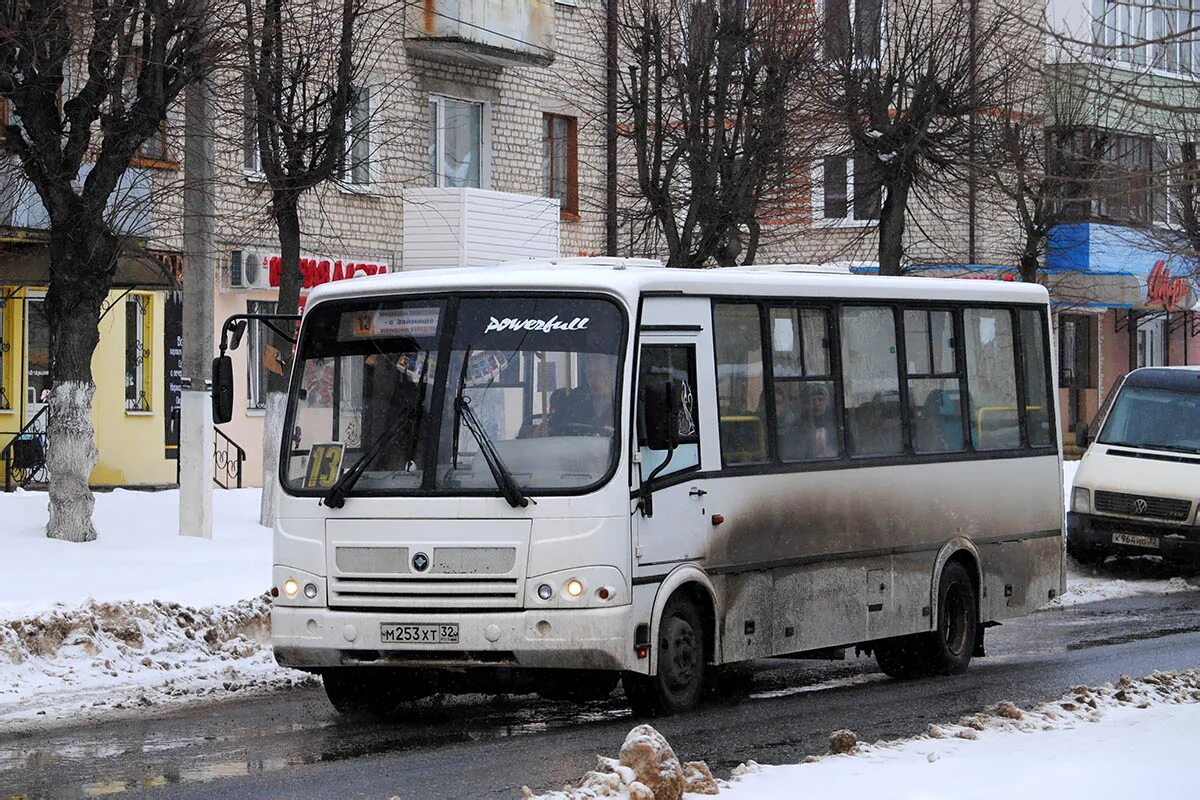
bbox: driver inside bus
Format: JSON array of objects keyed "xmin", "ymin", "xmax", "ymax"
[{"xmin": 548, "ymin": 352, "xmax": 618, "ymax": 436}]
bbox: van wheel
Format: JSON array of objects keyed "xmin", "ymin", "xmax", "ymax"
[
  {"xmin": 623, "ymin": 594, "xmax": 706, "ymax": 716},
  {"xmin": 875, "ymin": 561, "xmax": 977, "ymax": 678},
  {"xmin": 537, "ymin": 670, "xmax": 620, "ymax": 702},
  {"xmin": 322, "ymin": 669, "xmax": 436, "ymax": 717}
]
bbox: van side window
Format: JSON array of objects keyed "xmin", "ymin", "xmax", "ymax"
[
  {"xmin": 770, "ymin": 306, "xmax": 840, "ymax": 461},
  {"xmin": 1018, "ymin": 310, "xmax": 1054, "ymax": 447},
  {"xmin": 638, "ymin": 344, "xmax": 700, "ymax": 476},
  {"xmin": 841, "ymin": 306, "xmax": 903, "ymax": 456},
  {"xmin": 903, "ymin": 309, "xmax": 965, "ymax": 454},
  {"xmin": 964, "ymin": 308, "xmax": 1020, "ymax": 450},
  {"xmin": 714, "ymin": 303, "xmax": 768, "ymax": 465}
]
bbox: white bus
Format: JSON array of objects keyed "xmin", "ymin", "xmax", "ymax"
[{"xmin": 214, "ymin": 259, "xmax": 1064, "ymax": 716}]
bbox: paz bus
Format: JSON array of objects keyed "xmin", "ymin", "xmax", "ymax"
[{"xmin": 212, "ymin": 258, "xmax": 1064, "ymax": 716}]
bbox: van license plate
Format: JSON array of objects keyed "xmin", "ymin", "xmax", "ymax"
[
  {"xmin": 380, "ymin": 623, "xmax": 459, "ymax": 644},
  {"xmin": 1111, "ymin": 533, "xmax": 1160, "ymax": 549}
]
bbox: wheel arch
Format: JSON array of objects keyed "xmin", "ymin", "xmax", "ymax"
[
  {"xmin": 647, "ymin": 565, "xmax": 719, "ymax": 676},
  {"xmin": 931, "ymin": 538, "xmax": 983, "ymax": 625}
]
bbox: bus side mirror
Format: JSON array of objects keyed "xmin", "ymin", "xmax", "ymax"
[
  {"xmin": 212, "ymin": 355, "xmax": 234, "ymax": 425},
  {"xmin": 1074, "ymin": 421, "xmax": 1089, "ymax": 449},
  {"xmin": 644, "ymin": 381, "xmax": 680, "ymax": 452}
]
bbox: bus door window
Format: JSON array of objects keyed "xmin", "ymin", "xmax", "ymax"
[
  {"xmin": 903, "ymin": 309, "xmax": 965, "ymax": 454},
  {"xmin": 964, "ymin": 308, "xmax": 1020, "ymax": 450},
  {"xmin": 770, "ymin": 307, "xmax": 840, "ymax": 461},
  {"xmin": 840, "ymin": 306, "xmax": 903, "ymax": 457},
  {"xmin": 637, "ymin": 344, "xmax": 700, "ymax": 476},
  {"xmin": 714, "ymin": 303, "xmax": 768, "ymax": 464}
]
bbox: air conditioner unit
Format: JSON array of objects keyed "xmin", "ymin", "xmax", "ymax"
[{"xmin": 230, "ymin": 250, "xmax": 270, "ymax": 290}]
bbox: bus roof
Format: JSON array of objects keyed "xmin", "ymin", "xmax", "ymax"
[{"xmin": 304, "ymin": 262, "xmax": 1050, "ymax": 309}]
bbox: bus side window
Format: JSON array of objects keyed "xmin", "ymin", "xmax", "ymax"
[
  {"xmin": 714, "ymin": 303, "xmax": 768, "ymax": 465},
  {"xmin": 964, "ymin": 308, "xmax": 1020, "ymax": 450},
  {"xmin": 903, "ymin": 309, "xmax": 965, "ymax": 454},
  {"xmin": 841, "ymin": 306, "xmax": 903, "ymax": 457},
  {"xmin": 638, "ymin": 344, "xmax": 700, "ymax": 476},
  {"xmin": 1018, "ymin": 309, "xmax": 1054, "ymax": 447}
]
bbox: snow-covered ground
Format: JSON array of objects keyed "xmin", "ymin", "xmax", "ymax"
[
  {"xmin": 0, "ymin": 459, "xmax": 1194, "ymax": 733},
  {"xmin": 533, "ymin": 670, "xmax": 1200, "ymax": 799}
]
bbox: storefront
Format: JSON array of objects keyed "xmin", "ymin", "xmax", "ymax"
[{"xmin": 0, "ymin": 247, "xmax": 183, "ymax": 488}]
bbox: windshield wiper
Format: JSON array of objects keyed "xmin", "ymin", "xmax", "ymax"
[
  {"xmin": 455, "ymin": 395, "xmax": 531, "ymax": 508},
  {"xmin": 322, "ymin": 404, "xmax": 421, "ymax": 509}
]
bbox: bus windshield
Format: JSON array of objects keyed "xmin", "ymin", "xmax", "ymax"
[
  {"xmin": 1097, "ymin": 384, "xmax": 1200, "ymax": 454},
  {"xmin": 282, "ymin": 294, "xmax": 626, "ymax": 497}
]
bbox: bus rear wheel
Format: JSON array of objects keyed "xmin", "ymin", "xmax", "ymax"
[
  {"xmin": 321, "ymin": 668, "xmax": 436, "ymax": 717},
  {"xmin": 875, "ymin": 560, "xmax": 977, "ymax": 678},
  {"xmin": 623, "ymin": 594, "xmax": 706, "ymax": 716}
]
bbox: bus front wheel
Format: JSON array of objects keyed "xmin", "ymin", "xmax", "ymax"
[
  {"xmin": 875, "ymin": 560, "xmax": 977, "ymax": 678},
  {"xmin": 623, "ymin": 594, "xmax": 706, "ymax": 716}
]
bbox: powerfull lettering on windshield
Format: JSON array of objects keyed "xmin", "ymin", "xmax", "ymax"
[
  {"xmin": 484, "ymin": 315, "xmax": 590, "ymax": 334},
  {"xmin": 454, "ymin": 298, "xmax": 622, "ymax": 353}
]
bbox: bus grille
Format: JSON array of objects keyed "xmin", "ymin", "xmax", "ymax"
[
  {"xmin": 329, "ymin": 546, "xmax": 522, "ymax": 609},
  {"xmin": 1093, "ymin": 491, "xmax": 1191, "ymax": 522}
]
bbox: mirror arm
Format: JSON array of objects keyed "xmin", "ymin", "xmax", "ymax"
[{"xmin": 638, "ymin": 446, "xmax": 675, "ymax": 518}]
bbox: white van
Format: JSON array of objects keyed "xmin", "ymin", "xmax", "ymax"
[{"xmin": 1069, "ymin": 366, "xmax": 1200, "ymax": 566}]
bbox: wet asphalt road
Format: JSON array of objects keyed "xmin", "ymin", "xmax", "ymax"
[{"xmin": 2, "ymin": 573, "xmax": 1199, "ymax": 799}]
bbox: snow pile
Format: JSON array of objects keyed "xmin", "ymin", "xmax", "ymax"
[
  {"xmin": 715, "ymin": 669, "xmax": 1200, "ymax": 799},
  {"xmin": 0, "ymin": 595, "xmax": 312, "ymax": 729},
  {"xmin": 523, "ymin": 724, "xmax": 719, "ymax": 800}
]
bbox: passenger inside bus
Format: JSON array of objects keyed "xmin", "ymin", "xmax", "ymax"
[
  {"xmin": 775, "ymin": 382, "xmax": 838, "ymax": 460},
  {"xmin": 547, "ymin": 352, "xmax": 618, "ymax": 436}
]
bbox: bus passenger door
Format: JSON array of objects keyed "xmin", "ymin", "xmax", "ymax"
[{"xmin": 634, "ymin": 333, "xmax": 713, "ymax": 568}]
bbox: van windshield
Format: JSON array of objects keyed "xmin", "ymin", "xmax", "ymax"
[
  {"xmin": 1097, "ymin": 385, "xmax": 1200, "ymax": 454},
  {"xmin": 281, "ymin": 295, "xmax": 626, "ymax": 497}
]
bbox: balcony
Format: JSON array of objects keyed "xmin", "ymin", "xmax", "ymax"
[
  {"xmin": 405, "ymin": 0, "xmax": 555, "ymax": 69},
  {"xmin": 402, "ymin": 187, "xmax": 560, "ymax": 269},
  {"xmin": 0, "ymin": 161, "xmax": 153, "ymax": 237}
]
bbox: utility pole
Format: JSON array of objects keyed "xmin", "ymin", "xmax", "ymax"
[{"xmin": 179, "ymin": 78, "xmax": 216, "ymax": 538}]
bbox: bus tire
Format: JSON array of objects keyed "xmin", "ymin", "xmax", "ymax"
[
  {"xmin": 927, "ymin": 560, "xmax": 977, "ymax": 675},
  {"xmin": 623, "ymin": 594, "xmax": 706, "ymax": 716},
  {"xmin": 536, "ymin": 669, "xmax": 620, "ymax": 702},
  {"xmin": 321, "ymin": 668, "xmax": 435, "ymax": 717},
  {"xmin": 875, "ymin": 560, "xmax": 977, "ymax": 678}
]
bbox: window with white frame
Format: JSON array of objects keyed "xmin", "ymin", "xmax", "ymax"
[
  {"xmin": 247, "ymin": 299, "xmax": 278, "ymax": 411},
  {"xmin": 345, "ymin": 86, "xmax": 371, "ymax": 186},
  {"xmin": 124, "ymin": 294, "xmax": 152, "ymax": 412},
  {"xmin": 1093, "ymin": 0, "xmax": 1200, "ymax": 73},
  {"xmin": 823, "ymin": 0, "xmax": 883, "ymax": 62},
  {"xmin": 429, "ymin": 95, "xmax": 486, "ymax": 189},
  {"xmin": 814, "ymin": 151, "xmax": 881, "ymax": 223},
  {"xmin": 242, "ymin": 78, "xmax": 262, "ymax": 175}
]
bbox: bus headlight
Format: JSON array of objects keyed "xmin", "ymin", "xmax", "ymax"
[
  {"xmin": 565, "ymin": 578, "xmax": 585, "ymax": 598},
  {"xmin": 283, "ymin": 578, "xmax": 300, "ymax": 598},
  {"xmin": 537, "ymin": 584, "xmax": 554, "ymax": 600},
  {"xmin": 1072, "ymin": 487, "xmax": 1091, "ymax": 514}
]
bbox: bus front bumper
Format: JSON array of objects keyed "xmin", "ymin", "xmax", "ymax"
[{"xmin": 271, "ymin": 605, "xmax": 635, "ymax": 672}]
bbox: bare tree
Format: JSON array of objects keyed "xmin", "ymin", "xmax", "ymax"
[
  {"xmin": 814, "ymin": 0, "xmax": 1029, "ymax": 275},
  {"xmin": 613, "ymin": 0, "xmax": 818, "ymax": 267},
  {"xmin": 240, "ymin": 0, "xmax": 367, "ymax": 522},
  {"xmin": 0, "ymin": 0, "xmax": 218, "ymax": 541}
]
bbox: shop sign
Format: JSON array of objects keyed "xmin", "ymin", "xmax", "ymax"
[
  {"xmin": 265, "ymin": 254, "xmax": 391, "ymax": 290},
  {"xmin": 1146, "ymin": 260, "xmax": 1189, "ymax": 308}
]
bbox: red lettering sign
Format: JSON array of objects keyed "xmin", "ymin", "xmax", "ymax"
[
  {"xmin": 1146, "ymin": 260, "xmax": 1189, "ymax": 308},
  {"xmin": 265, "ymin": 254, "xmax": 391, "ymax": 290}
]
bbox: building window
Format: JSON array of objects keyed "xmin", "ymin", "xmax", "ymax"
[
  {"xmin": 815, "ymin": 152, "xmax": 881, "ymax": 224},
  {"xmin": 823, "ymin": 0, "xmax": 883, "ymax": 62},
  {"xmin": 124, "ymin": 294, "xmax": 152, "ymax": 412},
  {"xmin": 242, "ymin": 78, "xmax": 262, "ymax": 175},
  {"xmin": 429, "ymin": 95, "xmax": 485, "ymax": 189},
  {"xmin": 247, "ymin": 300, "xmax": 279, "ymax": 411},
  {"xmin": 345, "ymin": 86, "xmax": 371, "ymax": 186},
  {"xmin": 543, "ymin": 113, "xmax": 578, "ymax": 217},
  {"xmin": 1094, "ymin": 0, "xmax": 1200, "ymax": 73}
]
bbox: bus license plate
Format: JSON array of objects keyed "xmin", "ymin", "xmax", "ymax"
[
  {"xmin": 380, "ymin": 623, "xmax": 459, "ymax": 644},
  {"xmin": 1111, "ymin": 532, "xmax": 1160, "ymax": 549}
]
